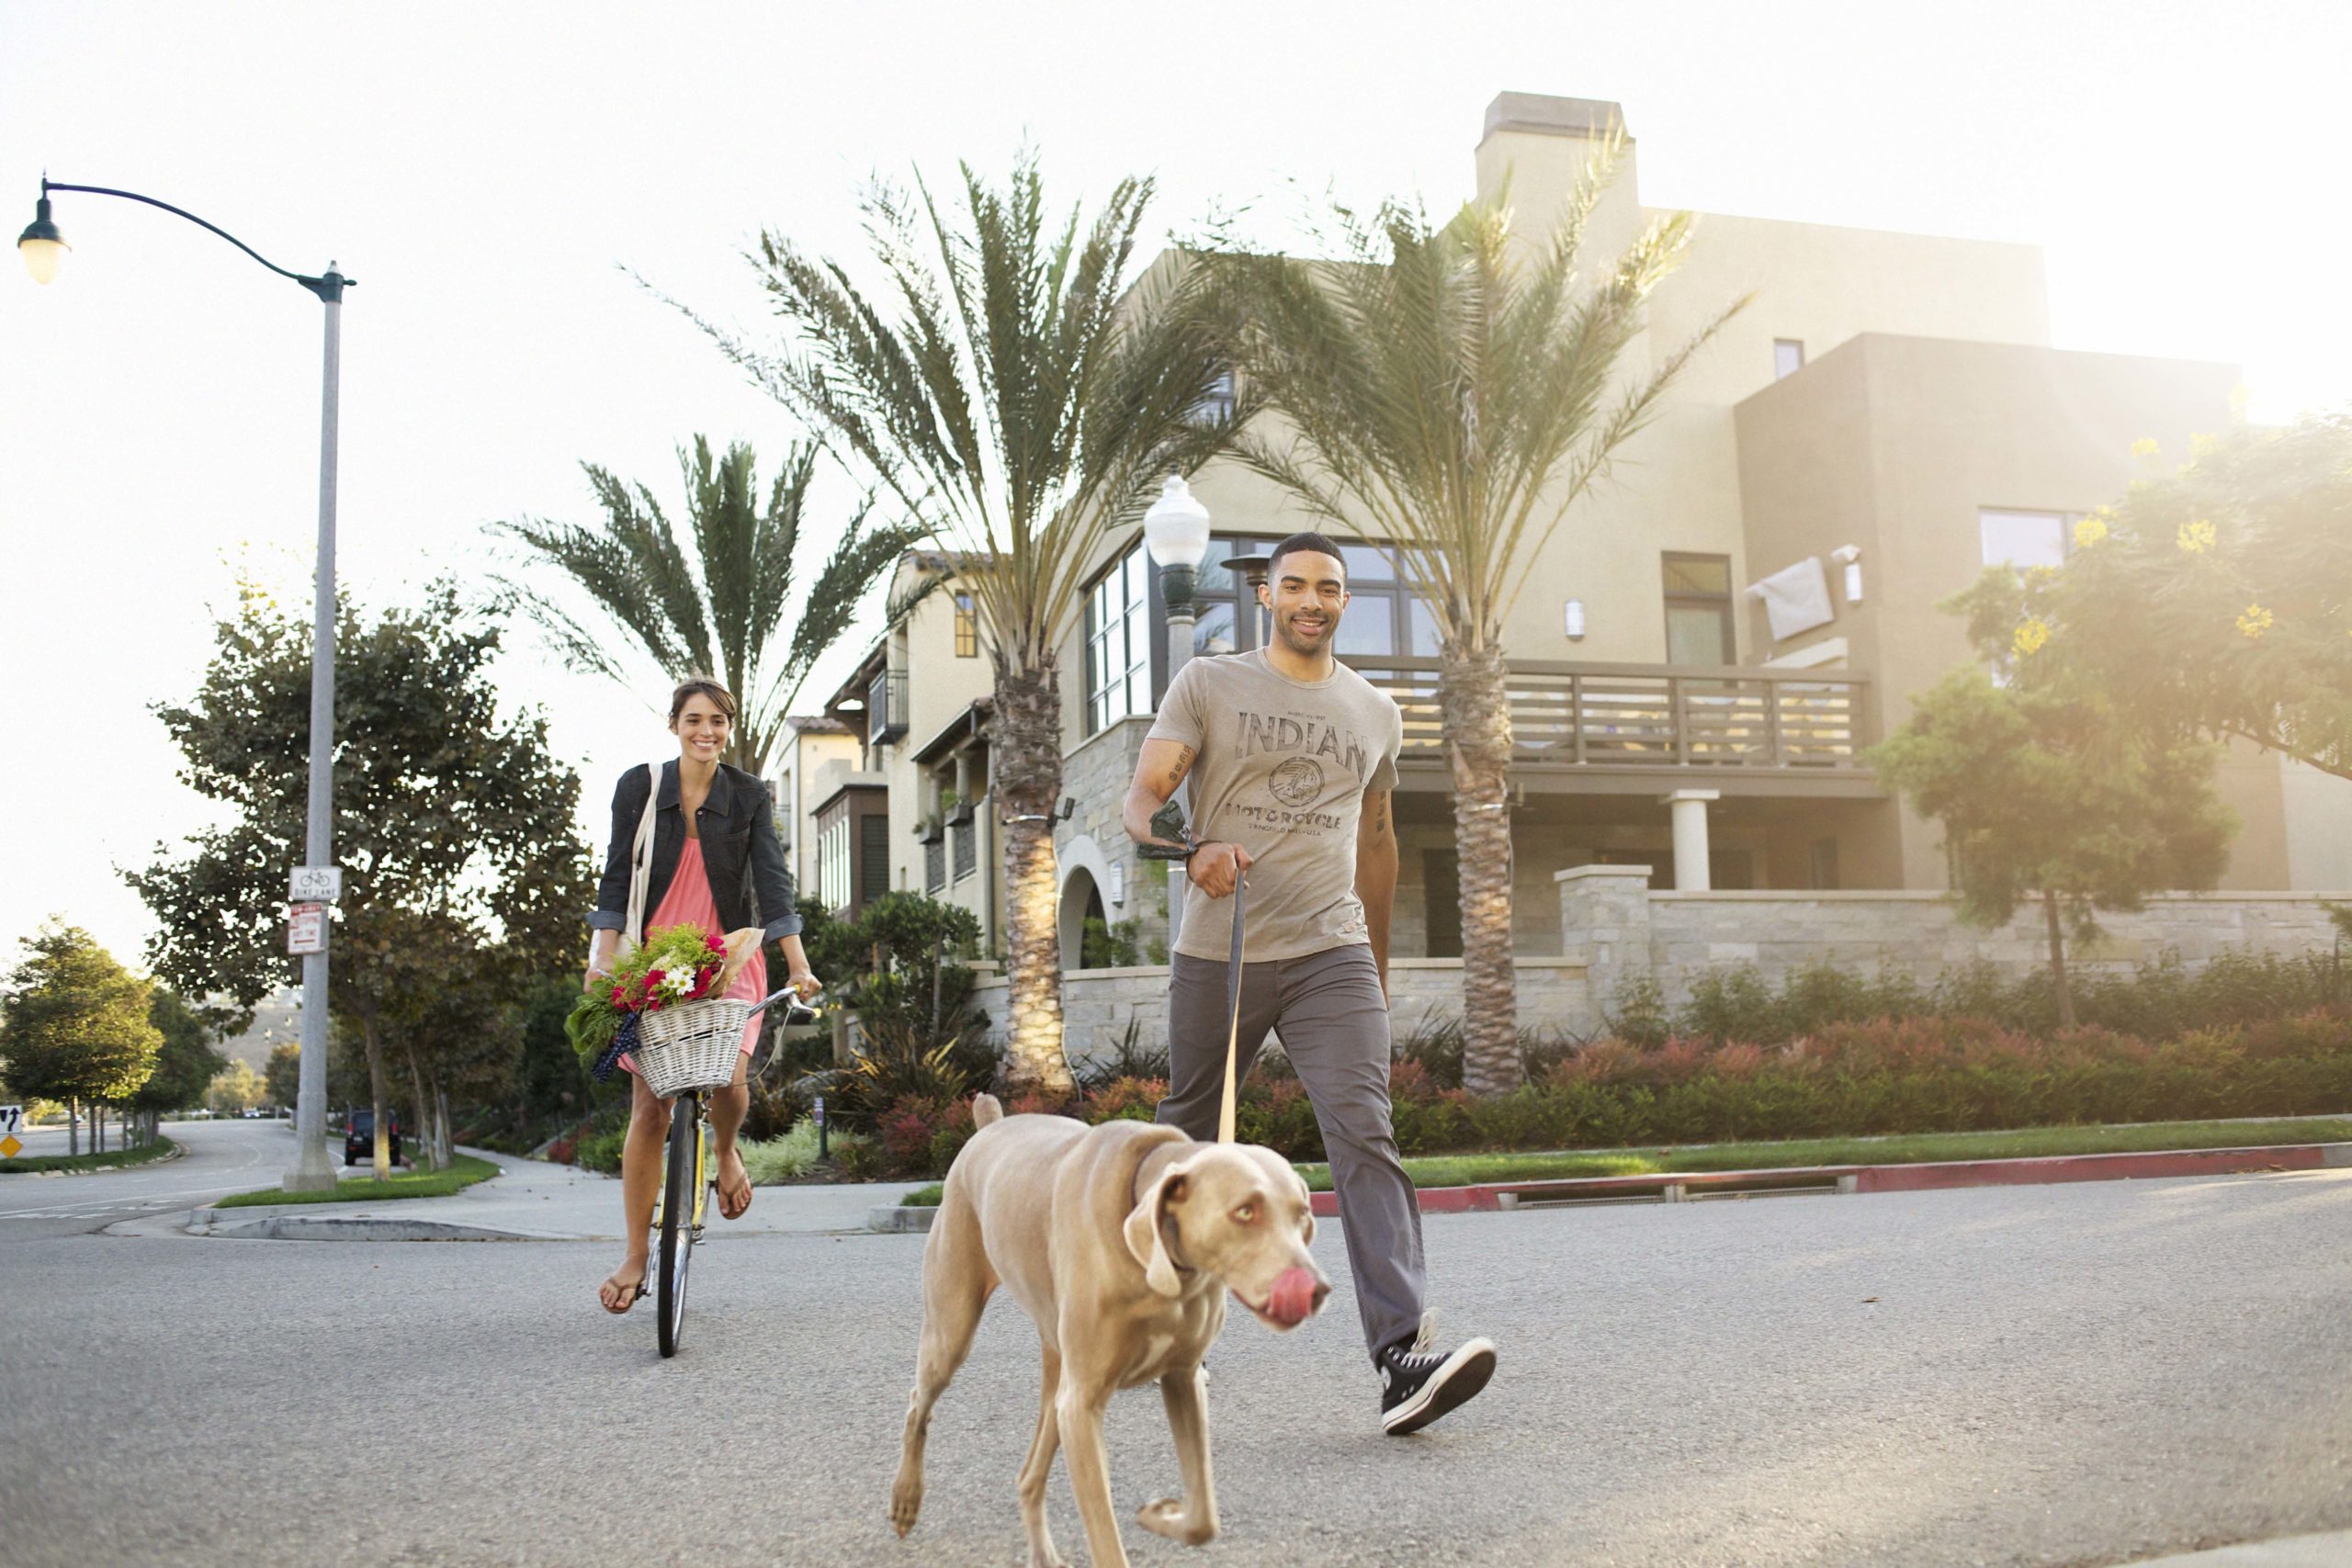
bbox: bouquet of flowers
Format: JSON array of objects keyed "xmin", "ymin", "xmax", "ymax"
[{"xmin": 567, "ymin": 925, "xmax": 753, "ymax": 1080}]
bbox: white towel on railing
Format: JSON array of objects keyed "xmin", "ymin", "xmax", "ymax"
[{"xmin": 1744, "ymin": 557, "xmax": 1835, "ymax": 642}]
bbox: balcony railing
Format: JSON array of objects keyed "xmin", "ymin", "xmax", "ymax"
[
  {"xmin": 867, "ymin": 669, "xmax": 910, "ymax": 746},
  {"xmin": 1342, "ymin": 657, "xmax": 1870, "ymax": 772}
]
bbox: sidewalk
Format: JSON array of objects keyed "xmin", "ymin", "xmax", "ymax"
[
  {"xmin": 2121, "ymin": 1530, "xmax": 2352, "ymax": 1566},
  {"xmin": 137, "ymin": 1148, "xmax": 928, "ymax": 1242}
]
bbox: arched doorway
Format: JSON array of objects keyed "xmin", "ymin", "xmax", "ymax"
[{"xmin": 1058, "ymin": 867, "xmax": 1107, "ymax": 970}]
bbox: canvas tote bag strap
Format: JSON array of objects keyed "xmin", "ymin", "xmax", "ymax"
[{"xmin": 622, "ymin": 761, "xmax": 663, "ymax": 947}]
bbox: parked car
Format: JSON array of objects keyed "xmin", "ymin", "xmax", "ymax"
[{"xmin": 344, "ymin": 1109, "xmax": 401, "ymax": 1167}]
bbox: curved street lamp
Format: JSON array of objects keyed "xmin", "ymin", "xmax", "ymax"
[{"xmin": 21, "ymin": 175, "xmax": 355, "ymax": 1193}]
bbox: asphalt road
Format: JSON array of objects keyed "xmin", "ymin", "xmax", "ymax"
[
  {"xmin": 0, "ymin": 1117, "xmax": 299, "ymax": 1236},
  {"xmin": 1, "ymin": 1147, "xmax": 2346, "ymax": 1567}
]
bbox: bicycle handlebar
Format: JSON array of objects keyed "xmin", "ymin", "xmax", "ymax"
[{"xmin": 744, "ymin": 985, "xmax": 822, "ymax": 1027}]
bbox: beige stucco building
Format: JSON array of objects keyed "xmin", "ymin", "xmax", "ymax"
[{"xmin": 776, "ymin": 90, "xmax": 2351, "ymax": 979}]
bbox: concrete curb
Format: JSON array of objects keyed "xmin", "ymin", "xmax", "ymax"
[
  {"xmin": 1306, "ymin": 1142, "xmax": 2352, "ymax": 1217},
  {"xmin": 869, "ymin": 1203, "xmax": 934, "ymax": 1233},
  {"xmin": 204, "ymin": 1213, "xmax": 551, "ymax": 1242}
]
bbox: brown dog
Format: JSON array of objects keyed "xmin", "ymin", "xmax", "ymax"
[{"xmin": 890, "ymin": 1093, "xmax": 1329, "ymax": 1568}]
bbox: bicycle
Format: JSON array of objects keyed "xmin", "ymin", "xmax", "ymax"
[{"xmin": 643, "ymin": 985, "xmax": 819, "ymax": 1359}]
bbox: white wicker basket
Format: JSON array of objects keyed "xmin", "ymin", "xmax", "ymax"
[{"xmin": 630, "ymin": 998, "xmax": 752, "ymax": 1099}]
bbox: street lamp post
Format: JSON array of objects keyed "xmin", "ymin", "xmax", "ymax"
[
  {"xmin": 22, "ymin": 176, "xmax": 354, "ymax": 1192},
  {"xmin": 1141, "ymin": 474, "xmax": 1212, "ymax": 952}
]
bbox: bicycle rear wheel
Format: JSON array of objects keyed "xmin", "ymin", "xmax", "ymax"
[{"xmin": 656, "ymin": 1092, "xmax": 700, "ymax": 1358}]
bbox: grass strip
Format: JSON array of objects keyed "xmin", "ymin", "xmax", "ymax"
[
  {"xmin": 217, "ymin": 1154, "xmax": 502, "ymax": 1208},
  {"xmin": 1, "ymin": 1136, "xmax": 180, "ymax": 1175},
  {"xmin": 1292, "ymin": 1116, "xmax": 2352, "ymax": 1192},
  {"xmin": 899, "ymin": 1116, "xmax": 2352, "ymax": 1205}
]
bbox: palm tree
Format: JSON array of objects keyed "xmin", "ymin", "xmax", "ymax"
[
  {"xmin": 1213, "ymin": 143, "xmax": 1744, "ymax": 1096},
  {"xmin": 671, "ymin": 152, "xmax": 1233, "ymax": 1091},
  {"xmin": 497, "ymin": 436, "xmax": 911, "ymax": 774}
]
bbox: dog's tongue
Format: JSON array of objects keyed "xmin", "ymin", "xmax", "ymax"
[{"xmin": 1266, "ymin": 1267, "xmax": 1320, "ymax": 1325}]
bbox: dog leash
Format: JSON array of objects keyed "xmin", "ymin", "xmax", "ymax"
[{"xmin": 1218, "ymin": 871, "xmax": 1244, "ymax": 1145}]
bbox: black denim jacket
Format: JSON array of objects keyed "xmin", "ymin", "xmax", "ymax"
[{"xmin": 589, "ymin": 761, "xmax": 803, "ymax": 942}]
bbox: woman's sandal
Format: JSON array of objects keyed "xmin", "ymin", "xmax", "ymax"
[
  {"xmin": 599, "ymin": 1265, "xmax": 649, "ymax": 1314},
  {"xmin": 716, "ymin": 1151, "xmax": 753, "ymax": 1221}
]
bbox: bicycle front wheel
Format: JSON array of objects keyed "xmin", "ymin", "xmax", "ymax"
[{"xmin": 656, "ymin": 1092, "xmax": 699, "ymax": 1358}]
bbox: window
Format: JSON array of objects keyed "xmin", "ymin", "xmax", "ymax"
[
  {"xmin": 1186, "ymin": 536, "xmax": 1443, "ymax": 664},
  {"xmin": 1978, "ymin": 508, "xmax": 2071, "ymax": 570},
  {"xmin": 1662, "ymin": 552, "xmax": 1735, "ymax": 666},
  {"xmin": 1186, "ymin": 367, "xmax": 1237, "ymax": 427},
  {"xmin": 1773, "ymin": 339, "xmax": 1805, "ymax": 380},
  {"xmin": 1186, "ymin": 535, "xmax": 1261, "ymax": 658},
  {"xmin": 861, "ymin": 815, "xmax": 890, "ymax": 907},
  {"xmin": 1810, "ymin": 837, "xmax": 1840, "ymax": 891},
  {"xmin": 1083, "ymin": 547, "xmax": 1152, "ymax": 733},
  {"xmin": 818, "ymin": 813, "xmax": 850, "ymax": 912},
  {"xmin": 953, "ymin": 592, "xmax": 978, "ymax": 658}
]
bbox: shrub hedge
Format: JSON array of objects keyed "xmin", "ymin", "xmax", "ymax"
[{"xmin": 852, "ymin": 1005, "xmax": 2352, "ymax": 1179}]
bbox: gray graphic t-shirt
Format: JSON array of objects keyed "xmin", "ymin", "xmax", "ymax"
[{"xmin": 1148, "ymin": 649, "xmax": 1402, "ymax": 963}]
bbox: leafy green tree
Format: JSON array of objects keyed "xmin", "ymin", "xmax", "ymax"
[
  {"xmin": 1869, "ymin": 670, "xmax": 2234, "ymax": 1028},
  {"xmin": 265, "ymin": 1041, "xmax": 302, "ymax": 1113},
  {"xmin": 498, "ymin": 437, "xmax": 916, "ymax": 774},
  {"xmin": 517, "ymin": 977, "xmax": 590, "ymax": 1137},
  {"xmin": 1952, "ymin": 412, "xmax": 2352, "ymax": 779},
  {"xmin": 683, "ymin": 152, "xmax": 1235, "ymax": 1090},
  {"xmin": 0, "ymin": 924, "xmax": 161, "ymax": 1155},
  {"xmin": 129, "ymin": 582, "xmax": 592, "ymax": 1179},
  {"xmin": 128, "ymin": 987, "xmax": 228, "ymax": 1140},
  {"xmin": 1208, "ymin": 147, "xmax": 1743, "ymax": 1095},
  {"xmin": 207, "ymin": 1061, "xmax": 264, "ymax": 1115}
]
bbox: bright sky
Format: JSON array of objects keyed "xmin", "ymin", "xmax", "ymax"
[{"xmin": 4, "ymin": 0, "xmax": 2346, "ymax": 968}]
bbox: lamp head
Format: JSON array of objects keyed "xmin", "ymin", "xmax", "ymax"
[
  {"xmin": 1142, "ymin": 473, "xmax": 1211, "ymax": 570},
  {"xmin": 18, "ymin": 194, "xmax": 66, "ymax": 285}
]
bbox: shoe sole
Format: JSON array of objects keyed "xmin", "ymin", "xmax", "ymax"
[{"xmin": 1382, "ymin": 1338, "xmax": 1497, "ymax": 1436}]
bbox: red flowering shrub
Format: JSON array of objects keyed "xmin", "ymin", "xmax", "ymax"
[{"xmin": 1086, "ymin": 1077, "xmax": 1167, "ymax": 1122}]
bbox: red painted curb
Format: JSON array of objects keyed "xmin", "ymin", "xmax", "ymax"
[{"xmin": 1309, "ymin": 1142, "xmax": 2341, "ymax": 1217}]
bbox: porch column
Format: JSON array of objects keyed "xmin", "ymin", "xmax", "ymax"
[{"xmin": 1662, "ymin": 789, "xmax": 1719, "ymax": 892}]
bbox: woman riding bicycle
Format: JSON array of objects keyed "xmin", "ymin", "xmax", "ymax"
[{"xmin": 586, "ymin": 677, "xmax": 821, "ymax": 1314}]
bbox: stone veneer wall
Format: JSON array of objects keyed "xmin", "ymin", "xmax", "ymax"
[
  {"xmin": 1559, "ymin": 864, "xmax": 2352, "ymax": 1023},
  {"xmin": 1053, "ymin": 716, "xmax": 1171, "ymax": 963},
  {"xmin": 973, "ymin": 955, "xmax": 1592, "ymax": 1069}
]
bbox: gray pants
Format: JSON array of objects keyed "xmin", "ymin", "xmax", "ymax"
[{"xmin": 1156, "ymin": 944, "xmax": 1425, "ymax": 1361}]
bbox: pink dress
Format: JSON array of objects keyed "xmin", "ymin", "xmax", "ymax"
[{"xmin": 618, "ymin": 834, "xmax": 767, "ymax": 1078}]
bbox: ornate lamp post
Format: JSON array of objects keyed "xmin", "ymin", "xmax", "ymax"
[
  {"xmin": 21, "ymin": 176, "xmax": 355, "ymax": 1192},
  {"xmin": 1142, "ymin": 473, "xmax": 1212, "ymax": 677},
  {"xmin": 1140, "ymin": 474, "xmax": 1211, "ymax": 949}
]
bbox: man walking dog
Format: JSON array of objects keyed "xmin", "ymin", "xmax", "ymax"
[{"xmin": 1124, "ymin": 531, "xmax": 1497, "ymax": 1435}]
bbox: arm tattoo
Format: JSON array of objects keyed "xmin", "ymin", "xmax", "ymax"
[
  {"xmin": 1365, "ymin": 791, "xmax": 1391, "ymax": 842},
  {"xmin": 1165, "ymin": 746, "xmax": 1194, "ymax": 789}
]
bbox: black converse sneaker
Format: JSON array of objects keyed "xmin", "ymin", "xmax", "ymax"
[{"xmin": 1378, "ymin": 1314, "xmax": 1497, "ymax": 1435}]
